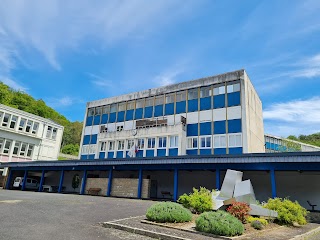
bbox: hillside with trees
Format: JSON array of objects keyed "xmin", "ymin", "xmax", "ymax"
[
  {"xmin": 0, "ymin": 82, "xmax": 82, "ymax": 156},
  {"xmin": 288, "ymin": 133, "xmax": 320, "ymax": 147}
]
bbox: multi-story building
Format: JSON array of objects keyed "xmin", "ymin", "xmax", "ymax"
[
  {"xmin": 265, "ymin": 133, "xmax": 320, "ymax": 153},
  {"xmin": 0, "ymin": 104, "xmax": 64, "ymax": 164},
  {"xmin": 80, "ymin": 69, "xmax": 264, "ymax": 159}
]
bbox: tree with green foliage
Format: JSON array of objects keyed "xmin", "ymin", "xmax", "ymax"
[{"xmin": 61, "ymin": 144, "xmax": 80, "ymax": 155}]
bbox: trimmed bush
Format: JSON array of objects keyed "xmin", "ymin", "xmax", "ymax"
[
  {"xmin": 264, "ymin": 198, "xmax": 308, "ymax": 225},
  {"xmin": 195, "ymin": 211, "xmax": 244, "ymax": 236},
  {"xmin": 247, "ymin": 216, "xmax": 268, "ymax": 226},
  {"xmin": 178, "ymin": 187, "xmax": 212, "ymax": 213},
  {"xmin": 226, "ymin": 202, "xmax": 251, "ymax": 223},
  {"xmin": 251, "ymin": 220, "xmax": 263, "ymax": 230},
  {"xmin": 146, "ymin": 202, "xmax": 192, "ymax": 223}
]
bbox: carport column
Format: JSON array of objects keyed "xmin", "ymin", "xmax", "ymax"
[
  {"xmin": 137, "ymin": 169, "xmax": 143, "ymax": 199},
  {"xmin": 58, "ymin": 170, "xmax": 65, "ymax": 193},
  {"xmin": 5, "ymin": 168, "xmax": 12, "ymax": 189},
  {"xmin": 270, "ymin": 169, "xmax": 277, "ymax": 198},
  {"xmin": 106, "ymin": 168, "xmax": 113, "ymax": 197},
  {"xmin": 38, "ymin": 170, "xmax": 45, "ymax": 192},
  {"xmin": 21, "ymin": 170, "xmax": 28, "ymax": 191},
  {"xmin": 216, "ymin": 169, "xmax": 221, "ymax": 190},
  {"xmin": 80, "ymin": 170, "xmax": 87, "ymax": 195},
  {"xmin": 173, "ymin": 168, "xmax": 179, "ymax": 202}
]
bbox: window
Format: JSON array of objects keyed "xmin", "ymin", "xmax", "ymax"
[
  {"xmin": 200, "ymin": 136, "xmax": 211, "ymax": 148},
  {"xmin": 32, "ymin": 122, "xmax": 39, "ymax": 134},
  {"xmin": 0, "ymin": 111, "xmax": 3, "ymax": 121},
  {"xmin": 19, "ymin": 118, "xmax": 26, "ymax": 131},
  {"xmin": 176, "ymin": 91, "xmax": 186, "ymax": 102},
  {"xmin": 158, "ymin": 137, "xmax": 167, "ymax": 148},
  {"xmin": 117, "ymin": 140, "xmax": 124, "ymax": 150},
  {"xmin": 228, "ymin": 134, "xmax": 242, "ymax": 147},
  {"xmin": 213, "ymin": 85, "xmax": 225, "ymax": 95},
  {"xmin": 110, "ymin": 103, "xmax": 117, "ymax": 113},
  {"xmin": 169, "ymin": 136, "xmax": 178, "ymax": 148},
  {"xmin": 145, "ymin": 97, "xmax": 154, "ymax": 107},
  {"xmin": 88, "ymin": 108, "xmax": 95, "ymax": 116},
  {"xmin": 227, "ymin": 83, "xmax": 240, "ymax": 93},
  {"xmin": 127, "ymin": 101, "xmax": 135, "ymax": 110},
  {"xmin": 136, "ymin": 99, "xmax": 144, "ymax": 108},
  {"xmin": 118, "ymin": 102, "xmax": 126, "ymax": 111},
  {"xmin": 46, "ymin": 126, "xmax": 52, "ymax": 138},
  {"xmin": 27, "ymin": 145, "xmax": 34, "ymax": 157},
  {"xmin": 100, "ymin": 141, "xmax": 106, "ymax": 151},
  {"xmin": 2, "ymin": 113, "xmax": 10, "ymax": 127},
  {"xmin": 147, "ymin": 138, "xmax": 155, "ymax": 148},
  {"xmin": 95, "ymin": 107, "xmax": 102, "ymax": 115},
  {"xmin": 3, "ymin": 139, "xmax": 12, "ymax": 154},
  {"xmin": 188, "ymin": 88, "xmax": 198, "ymax": 100},
  {"xmin": 137, "ymin": 139, "xmax": 145, "ymax": 149},
  {"xmin": 108, "ymin": 141, "xmax": 115, "ymax": 151},
  {"xmin": 103, "ymin": 105, "xmax": 110, "ymax": 114},
  {"xmin": 127, "ymin": 139, "xmax": 134, "ymax": 150},
  {"xmin": 200, "ymin": 86, "xmax": 211, "ymax": 98},
  {"xmin": 213, "ymin": 135, "xmax": 226, "ymax": 148},
  {"xmin": 155, "ymin": 95, "xmax": 164, "ymax": 105},
  {"xmin": 52, "ymin": 128, "xmax": 57, "ymax": 140},
  {"xmin": 10, "ymin": 115, "xmax": 18, "ymax": 129},
  {"xmin": 26, "ymin": 120, "xmax": 33, "ymax": 133},
  {"xmin": 0, "ymin": 138, "xmax": 3, "ymax": 152},
  {"xmin": 20, "ymin": 143, "xmax": 27, "ymax": 156},
  {"xmin": 13, "ymin": 142, "xmax": 20, "ymax": 155},
  {"xmin": 116, "ymin": 125, "xmax": 123, "ymax": 132},
  {"xmin": 187, "ymin": 137, "xmax": 198, "ymax": 149},
  {"xmin": 165, "ymin": 94, "xmax": 175, "ymax": 104}
]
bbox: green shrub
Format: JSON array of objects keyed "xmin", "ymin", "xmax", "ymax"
[
  {"xmin": 226, "ymin": 202, "xmax": 251, "ymax": 223},
  {"xmin": 247, "ymin": 216, "xmax": 268, "ymax": 226},
  {"xmin": 178, "ymin": 187, "xmax": 212, "ymax": 213},
  {"xmin": 251, "ymin": 220, "xmax": 263, "ymax": 230},
  {"xmin": 264, "ymin": 198, "xmax": 308, "ymax": 225},
  {"xmin": 146, "ymin": 202, "xmax": 192, "ymax": 223},
  {"xmin": 195, "ymin": 211, "xmax": 244, "ymax": 236}
]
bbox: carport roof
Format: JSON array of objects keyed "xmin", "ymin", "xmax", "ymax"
[{"xmin": 1, "ymin": 151, "xmax": 320, "ymax": 168}]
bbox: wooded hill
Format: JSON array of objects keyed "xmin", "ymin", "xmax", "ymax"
[
  {"xmin": 0, "ymin": 82, "xmax": 82, "ymax": 156},
  {"xmin": 288, "ymin": 133, "xmax": 320, "ymax": 147}
]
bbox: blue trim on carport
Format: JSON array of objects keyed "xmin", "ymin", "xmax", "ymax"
[
  {"xmin": 173, "ymin": 168, "xmax": 179, "ymax": 202},
  {"xmin": 38, "ymin": 170, "xmax": 45, "ymax": 192},
  {"xmin": 137, "ymin": 168, "xmax": 143, "ymax": 199},
  {"xmin": 5, "ymin": 169, "xmax": 12, "ymax": 189},
  {"xmin": 80, "ymin": 170, "xmax": 87, "ymax": 195},
  {"xmin": 21, "ymin": 170, "xmax": 28, "ymax": 191},
  {"xmin": 270, "ymin": 169, "xmax": 277, "ymax": 198},
  {"xmin": 106, "ymin": 169, "xmax": 113, "ymax": 197},
  {"xmin": 58, "ymin": 170, "xmax": 65, "ymax": 193}
]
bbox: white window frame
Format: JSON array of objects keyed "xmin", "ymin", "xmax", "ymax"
[
  {"xmin": 169, "ymin": 135, "xmax": 179, "ymax": 148},
  {"xmin": 32, "ymin": 122, "xmax": 39, "ymax": 134},
  {"xmin": 9, "ymin": 115, "xmax": 18, "ymax": 129},
  {"xmin": 46, "ymin": 126, "xmax": 52, "ymax": 138},
  {"xmin": 100, "ymin": 141, "xmax": 106, "ymax": 151},
  {"xmin": 147, "ymin": 138, "xmax": 155, "ymax": 149},
  {"xmin": 3, "ymin": 139, "xmax": 12, "ymax": 154},
  {"xmin": 18, "ymin": 118, "xmax": 26, "ymax": 131},
  {"xmin": 213, "ymin": 86, "xmax": 226, "ymax": 95},
  {"xmin": 117, "ymin": 140, "xmax": 125, "ymax": 151},
  {"xmin": 108, "ymin": 141, "xmax": 115, "ymax": 151},
  {"xmin": 227, "ymin": 83, "xmax": 240, "ymax": 93},
  {"xmin": 137, "ymin": 139, "xmax": 145, "ymax": 149},
  {"xmin": 158, "ymin": 137, "xmax": 167, "ymax": 149},
  {"xmin": 127, "ymin": 139, "xmax": 135, "ymax": 150},
  {"xmin": 228, "ymin": 133, "xmax": 242, "ymax": 148},
  {"xmin": 2, "ymin": 113, "xmax": 10, "ymax": 127},
  {"xmin": 200, "ymin": 86, "xmax": 211, "ymax": 98},
  {"xmin": 19, "ymin": 143, "xmax": 27, "ymax": 157},
  {"xmin": 13, "ymin": 141, "xmax": 20, "ymax": 156},
  {"xmin": 213, "ymin": 134, "xmax": 227, "ymax": 148},
  {"xmin": 52, "ymin": 128, "xmax": 57, "ymax": 140},
  {"xmin": 200, "ymin": 136, "xmax": 211, "ymax": 148},
  {"xmin": 26, "ymin": 120, "xmax": 33, "ymax": 133},
  {"xmin": 0, "ymin": 138, "xmax": 4, "ymax": 153},
  {"xmin": 27, "ymin": 144, "xmax": 34, "ymax": 157},
  {"xmin": 187, "ymin": 137, "xmax": 198, "ymax": 149},
  {"xmin": 165, "ymin": 93, "xmax": 175, "ymax": 104}
]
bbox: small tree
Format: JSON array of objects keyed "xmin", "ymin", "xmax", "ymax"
[{"xmin": 72, "ymin": 174, "xmax": 80, "ymax": 191}]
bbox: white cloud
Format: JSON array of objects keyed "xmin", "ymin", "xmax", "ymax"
[
  {"xmin": 153, "ymin": 69, "xmax": 185, "ymax": 86},
  {"xmin": 46, "ymin": 96, "xmax": 83, "ymax": 108},
  {"xmin": 89, "ymin": 73, "xmax": 113, "ymax": 88}
]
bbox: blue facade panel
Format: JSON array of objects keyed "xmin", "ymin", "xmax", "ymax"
[
  {"xmin": 136, "ymin": 150, "xmax": 143, "ymax": 157},
  {"xmin": 109, "ymin": 113, "xmax": 116, "ymax": 123},
  {"xmin": 135, "ymin": 108, "xmax": 143, "ymax": 119},
  {"xmin": 176, "ymin": 101, "xmax": 186, "ymax": 114},
  {"xmin": 157, "ymin": 149, "xmax": 166, "ymax": 157},
  {"xmin": 200, "ymin": 97, "xmax": 211, "ymax": 110},
  {"xmin": 188, "ymin": 99, "xmax": 198, "ymax": 112},
  {"xmin": 93, "ymin": 115, "xmax": 101, "ymax": 125},
  {"xmin": 107, "ymin": 152, "xmax": 114, "ymax": 158},
  {"xmin": 200, "ymin": 122, "xmax": 212, "ymax": 135},
  {"xmin": 200, "ymin": 149, "xmax": 212, "ymax": 155},
  {"xmin": 154, "ymin": 105, "xmax": 163, "ymax": 117},
  {"xmin": 80, "ymin": 155, "xmax": 87, "ymax": 160},
  {"xmin": 83, "ymin": 135, "xmax": 90, "ymax": 145},
  {"xmin": 228, "ymin": 119, "xmax": 242, "ymax": 133},
  {"xmin": 146, "ymin": 150, "xmax": 154, "ymax": 157},
  {"xmin": 229, "ymin": 147, "xmax": 243, "ymax": 154},
  {"xmin": 101, "ymin": 114, "xmax": 108, "ymax": 124},
  {"xmin": 125, "ymin": 109, "xmax": 134, "ymax": 121},
  {"xmin": 91, "ymin": 134, "xmax": 98, "ymax": 144},
  {"xmin": 214, "ymin": 148, "xmax": 226, "ymax": 155},
  {"xmin": 187, "ymin": 123, "xmax": 198, "ymax": 136},
  {"xmin": 228, "ymin": 92, "xmax": 241, "ymax": 107},
  {"xmin": 117, "ymin": 111, "xmax": 125, "ymax": 122},
  {"xmin": 213, "ymin": 94, "xmax": 225, "ymax": 109},
  {"xmin": 144, "ymin": 106, "xmax": 153, "ymax": 118},
  {"xmin": 214, "ymin": 121, "xmax": 226, "ymax": 134},
  {"xmin": 169, "ymin": 148, "xmax": 178, "ymax": 156},
  {"xmin": 186, "ymin": 149, "xmax": 198, "ymax": 155},
  {"xmin": 116, "ymin": 151, "xmax": 123, "ymax": 158},
  {"xmin": 88, "ymin": 154, "xmax": 95, "ymax": 160},
  {"xmin": 265, "ymin": 142, "xmax": 271, "ymax": 149},
  {"xmin": 165, "ymin": 103, "xmax": 174, "ymax": 115},
  {"xmin": 99, "ymin": 152, "xmax": 105, "ymax": 159},
  {"xmin": 85, "ymin": 116, "xmax": 93, "ymax": 126}
]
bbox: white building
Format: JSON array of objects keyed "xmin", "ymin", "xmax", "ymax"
[{"xmin": 0, "ymin": 104, "xmax": 64, "ymax": 166}]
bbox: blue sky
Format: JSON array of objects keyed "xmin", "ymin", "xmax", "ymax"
[{"xmin": 0, "ymin": 0, "xmax": 320, "ymax": 137}]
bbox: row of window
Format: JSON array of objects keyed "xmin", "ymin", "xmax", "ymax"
[
  {"xmin": 87, "ymin": 82, "xmax": 240, "ymax": 117},
  {"xmin": 46, "ymin": 126, "xmax": 58, "ymax": 140},
  {"xmin": 187, "ymin": 134, "xmax": 242, "ymax": 149},
  {"xmin": 0, "ymin": 138, "xmax": 35, "ymax": 158},
  {"xmin": 0, "ymin": 111, "xmax": 39, "ymax": 135}
]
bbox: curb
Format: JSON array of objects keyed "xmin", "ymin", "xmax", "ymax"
[
  {"xmin": 289, "ymin": 225, "xmax": 320, "ymax": 240},
  {"xmin": 102, "ymin": 221, "xmax": 192, "ymax": 240}
]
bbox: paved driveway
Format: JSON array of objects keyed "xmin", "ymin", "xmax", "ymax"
[{"xmin": 0, "ymin": 190, "xmax": 155, "ymax": 240}]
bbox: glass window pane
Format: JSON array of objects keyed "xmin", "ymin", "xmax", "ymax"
[
  {"xmin": 233, "ymin": 83, "xmax": 240, "ymax": 92},
  {"xmin": 176, "ymin": 91, "xmax": 186, "ymax": 102},
  {"xmin": 220, "ymin": 136, "xmax": 226, "ymax": 147},
  {"xmin": 136, "ymin": 99, "xmax": 144, "ymax": 108},
  {"xmin": 165, "ymin": 94, "xmax": 175, "ymax": 104},
  {"xmin": 193, "ymin": 138, "xmax": 198, "ymax": 148},
  {"xmin": 103, "ymin": 105, "xmax": 110, "ymax": 114},
  {"xmin": 88, "ymin": 108, "xmax": 95, "ymax": 116},
  {"xmin": 188, "ymin": 88, "xmax": 198, "ymax": 100},
  {"xmin": 227, "ymin": 85, "xmax": 233, "ymax": 93},
  {"xmin": 145, "ymin": 98, "xmax": 154, "ymax": 107},
  {"xmin": 118, "ymin": 102, "xmax": 126, "ymax": 111},
  {"xmin": 110, "ymin": 103, "xmax": 117, "ymax": 113},
  {"xmin": 155, "ymin": 96, "xmax": 164, "ymax": 105},
  {"xmin": 200, "ymin": 86, "xmax": 211, "ymax": 98},
  {"xmin": 219, "ymin": 86, "xmax": 225, "ymax": 94},
  {"xmin": 127, "ymin": 101, "xmax": 135, "ymax": 110},
  {"xmin": 206, "ymin": 137, "xmax": 211, "ymax": 148},
  {"xmin": 26, "ymin": 120, "xmax": 32, "ymax": 133},
  {"xmin": 32, "ymin": 122, "xmax": 39, "ymax": 134},
  {"xmin": 95, "ymin": 107, "xmax": 102, "ymax": 115},
  {"xmin": 2, "ymin": 113, "xmax": 10, "ymax": 126},
  {"xmin": 19, "ymin": 118, "xmax": 26, "ymax": 131}
]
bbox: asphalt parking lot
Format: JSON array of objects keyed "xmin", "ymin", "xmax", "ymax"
[{"xmin": 0, "ymin": 189, "xmax": 155, "ymax": 240}]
